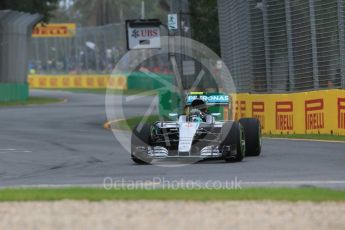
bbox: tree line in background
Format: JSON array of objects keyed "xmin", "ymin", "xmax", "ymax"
[
  {"xmin": 0, "ymin": 0, "xmax": 167, "ymax": 25},
  {"xmin": 0, "ymin": 0, "xmax": 59, "ymax": 22},
  {"xmin": 189, "ymin": 0, "xmax": 220, "ymax": 55},
  {"xmin": 53, "ymin": 0, "xmax": 166, "ymax": 26}
]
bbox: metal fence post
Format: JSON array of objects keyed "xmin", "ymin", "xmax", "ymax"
[
  {"xmin": 245, "ymin": 0, "xmax": 253, "ymax": 93},
  {"xmin": 15, "ymin": 14, "xmax": 29, "ymax": 83},
  {"xmin": 285, "ymin": 0, "xmax": 295, "ymax": 91},
  {"xmin": 92, "ymin": 30, "xmax": 100, "ymax": 73},
  {"xmin": 309, "ymin": 0, "xmax": 319, "ymax": 89},
  {"xmin": 338, "ymin": 0, "xmax": 345, "ymax": 89},
  {"xmin": 1, "ymin": 12, "xmax": 17, "ymax": 83},
  {"xmin": 262, "ymin": 0, "xmax": 272, "ymax": 92}
]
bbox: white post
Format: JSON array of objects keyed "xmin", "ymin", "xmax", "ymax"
[{"xmin": 141, "ymin": 1, "xmax": 145, "ymax": 19}]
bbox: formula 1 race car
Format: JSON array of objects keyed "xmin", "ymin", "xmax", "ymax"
[{"xmin": 131, "ymin": 92, "xmax": 262, "ymax": 164}]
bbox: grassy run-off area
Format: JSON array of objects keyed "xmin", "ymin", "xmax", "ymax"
[
  {"xmin": 0, "ymin": 97, "xmax": 64, "ymax": 107},
  {"xmin": 111, "ymin": 115, "xmax": 345, "ymax": 142},
  {"xmin": 0, "ymin": 188, "xmax": 344, "ymax": 202}
]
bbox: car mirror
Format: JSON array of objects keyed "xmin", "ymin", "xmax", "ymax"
[
  {"xmin": 169, "ymin": 113, "xmax": 178, "ymax": 120},
  {"xmin": 211, "ymin": 113, "xmax": 221, "ymax": 117}
]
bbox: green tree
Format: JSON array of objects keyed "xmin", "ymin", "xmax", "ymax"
[
  {"xmin": 71, "ymin": 0, "xmax": 166, "ymax": 26},
  {"xmin": 0, "ymin": 0, "xmax": 59, "ymax": 22},
  {"xmin": 189, "ymin": 0, "xmax": 220, "ymax": 55}
]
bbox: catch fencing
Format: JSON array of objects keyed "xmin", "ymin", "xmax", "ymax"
[
  {"xmin": 29, "ymin": 23, "xmax": 172, "ymax": 75},
  {"xmin": 218, "ymin": 0, "xmax": 345, "ymax": 93}
]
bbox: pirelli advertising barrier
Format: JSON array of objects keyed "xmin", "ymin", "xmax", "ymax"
[
  {"xmin": 28, "ymin": 75, "xmax": 127, "ymax": 90},
  {"xmin": 28, "ymin": 73, "xmax": 173, "ymax": 90},
  {"xmin": 232, "ymin": 90, "xmax": 345, "ymax": 135}
]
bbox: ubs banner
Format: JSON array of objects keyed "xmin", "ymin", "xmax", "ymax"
[{"xmin": 231, "ymin": 90, "xmax": 345, "ymax": 135}]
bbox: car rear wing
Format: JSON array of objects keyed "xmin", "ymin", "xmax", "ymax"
[
  {"xmin": 185, "ymin": 92, "xmax": 231, "ymax": 120},
  {"xmin": 186, "ymin": 92, "xmax": 230, "ymax": 106}
]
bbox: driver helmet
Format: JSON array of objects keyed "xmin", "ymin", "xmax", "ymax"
[{"xmin": 190, "ymin": 109, "xmax": 204, "ymax": 122}]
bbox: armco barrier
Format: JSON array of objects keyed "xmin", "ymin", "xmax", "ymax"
[
  {"xmin": 28, "ymin": 73, "xmax": 173, "ymax": 90},
  {"xmin": 28, "ymin": 75, "xmax": 127, "ymax": 90},
  {"xmin": 232, "ymin": 90, "xmax": 345, "ymax": 135}
]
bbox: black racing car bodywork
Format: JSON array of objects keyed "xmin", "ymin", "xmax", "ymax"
[{"xmin": 131, "ymin": 93, "xmax": 262, "ymax": 164}]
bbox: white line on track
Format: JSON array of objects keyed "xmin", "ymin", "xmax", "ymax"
[{"xmin": 0, "ymin": 149, "xmax": 32, "ymax": 153}]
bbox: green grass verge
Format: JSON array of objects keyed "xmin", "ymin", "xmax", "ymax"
[
  {"xmin": 0, "ymin": 97, "xmax": 64, "ymax": 107},
  {"xmin": 0, "ymin": 188, "xmax": 344, "ymax": 202},
  {"xmin": 37, "ymin": 88, "xmax": 157, "ymax": 96},
  {"xmin": 264, "ymin": 134, "xmax": 345, "ymax": 142}
]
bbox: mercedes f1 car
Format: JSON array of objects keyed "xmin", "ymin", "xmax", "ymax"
[{"xmin": 131, "ymin": 92, "xmax": 262, "ymax": 164}]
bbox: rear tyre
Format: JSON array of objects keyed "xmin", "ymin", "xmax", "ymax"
[
  {"xmin": 239, "ymin": 118, "xmax": 262, "ymax": 156},
  {"xmin": 220, "ymin": 121, "xmax": 245, "ymax": 162},
  {"xmin": 131, "ymin": 123, "xmax": 153, "ymax": 164}
]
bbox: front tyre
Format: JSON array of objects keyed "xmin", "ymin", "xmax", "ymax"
[
  {"xmin": 131, "ymin": 123, "xmax": 153, "ymax": 164},
  {"xmin": 220, "ymin": 121, "xmax": 245, "ymax": 162},
  {"xmin": 239, "ymin": 118, "xmax": 262, "ymax": 156}
]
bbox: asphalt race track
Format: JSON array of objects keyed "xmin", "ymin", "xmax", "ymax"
[{"xmin": 0, "ymin": 90, "xmax": 345, "ymax": 188}]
